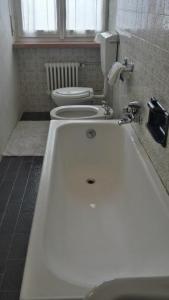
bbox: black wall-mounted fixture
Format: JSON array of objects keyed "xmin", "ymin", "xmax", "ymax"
[{"xmin": 147, "ymin": 98, "xmax": 169, "ymax": 147}]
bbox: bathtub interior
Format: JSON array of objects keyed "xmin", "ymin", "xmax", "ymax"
[
  {"xmin": 116, "ymin": 297, "xmax": 169, "ymax": 300},
  {"xmin": 43, "ymin": 122, "xmax": 169, "ymax": 289},
  {"xmin": 85, "ymin": 276, "xmax": 169, "ymax": 300}
]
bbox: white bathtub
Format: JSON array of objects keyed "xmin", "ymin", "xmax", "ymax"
[{"xmin": 20, "ymin": 120, "xmax": 169, "ymax": 300}]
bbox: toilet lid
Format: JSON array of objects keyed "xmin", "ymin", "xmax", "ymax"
[{"xmin": 54, "ymin": 87, "xmax": 92, "ymax": 99}]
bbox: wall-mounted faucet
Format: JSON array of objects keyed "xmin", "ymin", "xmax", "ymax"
[
  {"xmin": 118, "ymin": 101, "xmax": 141, "ymax": 125},
  {"xmin": 102, "ymin": 101, "xmax": 113, "ymax": 119},
  {"xmin": 123, "ymin": 57, "xmax": 134, "ymax": 72},
  {"xmin": 120, "ymin": 58, "xmax": 134, "ymax": 81}
]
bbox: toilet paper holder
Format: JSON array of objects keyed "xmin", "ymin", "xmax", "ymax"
[{"xmin": 120, "ymin": 58, "xmax": 134, "ymax": 81}]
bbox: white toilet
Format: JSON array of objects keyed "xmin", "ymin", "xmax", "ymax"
[
  {"xmin": 51, "ymin": 31, "xmax": 118, "ymax": 108},
  {"xmin": 51, "ymin": 87, "xmax": 94, "ymax": 106}
]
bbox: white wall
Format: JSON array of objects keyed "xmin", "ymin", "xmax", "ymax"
[{"xmin": 0, "ymin": 1, "xmax": 20, "ymax": 155}]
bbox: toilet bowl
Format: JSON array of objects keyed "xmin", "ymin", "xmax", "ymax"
[
  {"xmin": 50, "ymin": 105, "xmax": 113, "ymax": 120},
  {"xmin": 51, "ymin": 87, "xmax": 94, "ymax": 106}
]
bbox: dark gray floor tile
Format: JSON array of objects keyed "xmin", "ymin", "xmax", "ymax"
[
  {"xmin": 0, "ymin": 156, "xmax": 43, "ymax": 295},
  {"xmin": 0, "ymin": 208, "xmax": 20, "ymax": 234},
  {"xmin": 33, "ymin": 156, "xmax": 43, "ymax": 164},
  {"xmin": 0, "ymin": 214, "xmax": 3, "ymax": 226},
  {"xmin": 0, "ymin": 158, "xmax": 22, "ymax": 213},
  {"xmin": 0, "ymin": 158, "xmax": 33, "ymax": 233},
  {"xmin": 0, "ymin": 184, "xmax": 14, "ymax": 214},
  {"xmin": 20, "ymin": 187, "xmax": 38, "ymax": 212},
  {"xmin": 0, "ymin": 158, "xmax": 10, "ymax": 187},
  {"xmin": 9, "ymin": 157, "xmax": 33, "ymax": 206},
  {"xmin": 1, "ymin": 260, "xmax": 24, "ymax": 291},
  {"xmin": 0, "ymin": 234, "xmax": 12, "ymax": 262},
  {"xmin": 21, "ymin": 157, "xmax": 43, "ymax": 213},
  {"xmin": 0, "ymin": 274, "xmax": 3, "ymax": 289},
  {"xmin": 20, "ymin": 111, "xmax": 50, "ymax": 121},
  {"xmin": 8, "ymin": 234, "xmax": 29, "ymax": 260},
  {"xmin": 15, "ymin": 212, "xmax": 33, "ymax": 234},
  {"xmin": 1, "ymin": 158, "xmax": 22, "ymax": 185},
  {"xmin": 0, "ymin": 291, "xmax": 19, "ymax": 300},
  {"xmin": 0, "ymin": 261, "xmax": 6, "ymax": 275}
]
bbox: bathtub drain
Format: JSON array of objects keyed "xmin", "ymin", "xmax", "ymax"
[{"xmin": 86, "ymin": 178, "xmax": 95, "ymax": 184}]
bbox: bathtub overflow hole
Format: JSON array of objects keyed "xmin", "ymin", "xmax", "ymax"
[
  {"xmin": 86, "ymin": 178, "xmax": 95, "ymax": 185},
  {"xmin": 86, "ymin": 129, "xmax": 96, "ymax": 139}
]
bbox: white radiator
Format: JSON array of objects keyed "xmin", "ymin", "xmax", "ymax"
[{"xmin": 45, "ymin": 62, "xmax": 80, "ymax": 94}]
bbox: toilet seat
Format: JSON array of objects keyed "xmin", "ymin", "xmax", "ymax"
[
  {"xmin": 55, "ymin": 87, "xmax": 92, "ymax": 98},
  {"xmin": 51, "ymin": 87, "xmax": 94, "ymax": 106}
]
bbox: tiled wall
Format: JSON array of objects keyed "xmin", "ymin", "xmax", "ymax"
[
  {"xmin": 16, "ymin": 48, "xmax": 103, "ymax": 112},
  {"xmin": 109, "ymin": 0, "xmax": 169, "ymax": 193}
]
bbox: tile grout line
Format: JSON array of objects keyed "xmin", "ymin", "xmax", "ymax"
[
  {"xmin": 0, "ymin": 159, "xmax": 23, "ymax": 229},
  {"xmin": 5, "ymin": 157, "xmax": 34, "ymax": 261},
  {"xmin": 0, "ymin": 159, "xmax": 12, "ymax": 189}
]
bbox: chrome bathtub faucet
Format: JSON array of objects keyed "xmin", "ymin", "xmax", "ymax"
[
  {"xmin": 118, "ymin": 101, "xmax": 141, "ymax": 125},
  {"xmin": 102, "ymin": 101, "xmax": 112, "ymax": 119}
]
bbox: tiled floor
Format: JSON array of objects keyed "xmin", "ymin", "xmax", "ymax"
[
  {"xmin": 20, "ymin": 112, "xmax": 50, "ymax": 121},
  {"xmin": 4, "ymin": 121, "xmax": 49, "ymax": 156},
  {"xmin": 0, "ymin": 156, "xmax": 43, "ymax": 300}
]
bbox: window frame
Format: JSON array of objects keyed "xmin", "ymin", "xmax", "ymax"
[{"xmin": 11, "ymin": 0, "xmax": 108, "ymax": 41}]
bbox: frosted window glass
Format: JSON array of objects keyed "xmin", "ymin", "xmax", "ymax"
[
  {"xmin": 66, "ymin": 0, "xmax": 104, "ymax": 33},
  {"xmin": 21, "ymin": 0, "xmax": 57, "ymax": 33},
  {"xmin": 20, "ymin": 0, "xmax": 104, "ymax": 35}
]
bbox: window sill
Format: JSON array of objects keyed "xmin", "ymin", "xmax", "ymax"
[{"xmin": 13, "ymin": 40, "xmax": 100, "ymax": 49}]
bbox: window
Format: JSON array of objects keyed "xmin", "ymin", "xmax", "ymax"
[
  {"xmin": 21, "ymin": 0, "xmax": 58, "ymax": 33},
  {"xmin": 13, "ymin": 0, "xmax": 107, "ymax": 39}
]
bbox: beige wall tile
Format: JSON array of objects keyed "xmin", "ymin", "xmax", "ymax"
[
  {"xmin": 109, "ymin": 0, "xmax": 169, "ymax": 193},
  {"xmin": 16, "ymin": 48, "xmax": 103, "ymax": 112}
]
